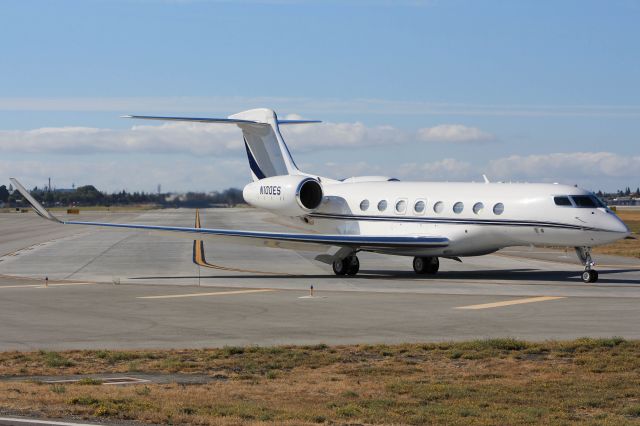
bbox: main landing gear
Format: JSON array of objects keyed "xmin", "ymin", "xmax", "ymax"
[
  {"xmin": 575, "ymin": 246, "xmax": 599, "ymax": 283},
  {"xmin": 332, "ymin": 255, "xmax": 360, "ymax": 276},
  {"xmin": 413, "ymin": 256, "xmax": 439, "ymax": 275}
]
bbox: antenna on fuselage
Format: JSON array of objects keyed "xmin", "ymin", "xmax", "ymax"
[{"xmin": 482, "ymin": 174, "xmax": 490, "ymax": 184}]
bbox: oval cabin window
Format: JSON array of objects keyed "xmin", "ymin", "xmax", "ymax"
[
  {"xmin": 493, "ymin": 202, "xmax": 505, "ymax": 215},
  {"xmin": 360, "ymin": 199, "xmax": 370, "ymax": 211},
  {"xmin": 377, "ymin": 200, "xmax": 388, "ymax": 211},
  {"xmin": 433, "ymin": 201, "xmax": 444, "ymax": 214},
  {"xmin": 453, "ymin": 202, "xmax": 464, "ymax": 214},
  {"xmin": 414, "ymin": 200, "xmax": 425, "ymax": 214}
]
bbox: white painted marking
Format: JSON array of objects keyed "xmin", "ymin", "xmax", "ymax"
[
  {"xmin": 0, "ymin": 284, "xmax": 42, "ymax": 289},
  {"xmin": 298, "ymin": 295, "xmax": 327, "ymax": 299},
  {"xmin": 455, "ymin": 296, "xmax": 566, "ymax": 310},
  {"xmin": 45, "ymin": 282, "xmax": 94, "ymax": 288},
  {"xmin": 137, "ymin": 288, "xmax": 275, "ymax": 299},
  {"xmin": 0, "ymin": 282, "xmax": 94, "ymax": 290}
]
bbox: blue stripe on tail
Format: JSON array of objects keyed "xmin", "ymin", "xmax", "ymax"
[{"xmin": 244, "ymin": 138, "xmax": 266, "ymax": 180}]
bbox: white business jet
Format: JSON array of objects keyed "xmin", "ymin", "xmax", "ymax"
[{"xmin": 11, "ymin": 108, "xmax": 630, "ymax": 283}]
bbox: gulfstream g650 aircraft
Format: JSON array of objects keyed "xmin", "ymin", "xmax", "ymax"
[{"xmin": 11, "ymin": 108, "xmax": 630, "ymax": 283}]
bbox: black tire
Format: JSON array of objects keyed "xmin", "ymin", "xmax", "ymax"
[
  {"xmin": 413, "ymin": 257, "xmax": 427, "ymax": 274},
  {"xmin": 346, "ymin": 256, "xmax": 360, "ymax": 275},
  {"xmin": 332, "ymin": 258, "xmax": 348, "ymax": 275},
  {"xmin": 582, "ymin": 270, "xmax": 597, "ymax": 283},
  {"xmin": 425, "ymin": 257, "xmax": 439, "ymax": 274}
]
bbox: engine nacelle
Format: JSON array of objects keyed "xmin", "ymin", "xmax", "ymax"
[{"xmin": 243, "ymin": 175, "xmax": 324, "ymax": 216}]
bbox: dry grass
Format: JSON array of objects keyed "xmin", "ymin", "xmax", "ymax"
[
  {"xmin": 1, "ymin": 339, "xmax": 640, "ymax": 425},
  {"xmin": 595, "ymin": 209, "xmax": 640, "ymax": 258}
]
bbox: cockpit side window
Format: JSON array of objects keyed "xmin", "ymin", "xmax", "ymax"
[
  {"xmin": 554, "ymin": 196, "xmax": 572, "ymax": 206},
  {"xmin": 570, "ymin": 195, "xmax": 597, "ymax": 208},
  {"xmin": 591, "ymin": 195, "xmax": 608, "ymax": 208}
]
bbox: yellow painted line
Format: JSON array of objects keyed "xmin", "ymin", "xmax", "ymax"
[
  {"xmin": 137, "ymin": 288, "xmax": 276, "ymax": 299},
  {"xmin": 192, "ymin": 209, "xmax": 287, "ymax": 275},
  {"xmin": 455, "ymin": 296, "xmax": 565, "ymax": 310}
]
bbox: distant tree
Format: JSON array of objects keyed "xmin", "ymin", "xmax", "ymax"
[
  {"xmin": 75, "ymin": 185, "xmax": 104, "ymax": 205},
  {"xmin": 0, "ymin": 185, "xmax": 9, "ymax": 202},
  {"xmin": 636, "ymin": 187, "xmax": 640, "ymax": 196},
  {"xmin": 625, "ymin": 186, "xmax": 631, "ymax": 196}
]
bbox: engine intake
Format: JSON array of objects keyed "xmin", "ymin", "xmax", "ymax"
[{"xmin": 297, "ymin": 178, "xmax": 323, "ymax": 210}]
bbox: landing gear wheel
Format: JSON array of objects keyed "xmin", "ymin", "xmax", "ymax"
[
  {"xmin": 582, "ymin": 270, "xmax": 598, "ymax": 283},
  {"xmin": 332, "ymin": 258, "xmax": 348, "ymax": 275},
  {"xmin": 426, "ymin": 257, "xmax": 439, "ymax": 274},
  {"xmin": 413, "ymin": 257, "xmax": 427, "ymax": 274},
  {"xmin": 346, "ymin": 256, "xmax": 360, "ymax": 276},
  {"xmin": 413, "ymin": 257, "xmax": 439, "ymax": 275}
]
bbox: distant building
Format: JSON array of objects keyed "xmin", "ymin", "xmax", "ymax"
[{"xmin": 610, "ymin": 197, "xmax": 640, "ymax": 206}]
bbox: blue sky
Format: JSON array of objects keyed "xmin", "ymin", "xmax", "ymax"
[{"xmin": 1, "ymin": 0, "xmax": 639, "ymax": 192}]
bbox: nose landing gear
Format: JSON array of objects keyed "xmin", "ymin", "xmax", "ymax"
[{"xmin": 575, "ymin": 247, "xmax": 599, "ymax": 283}]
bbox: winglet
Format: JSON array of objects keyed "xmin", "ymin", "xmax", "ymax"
[{"xmin": 9, "ymin": 178, "xmax": 62, "ymax": 223}]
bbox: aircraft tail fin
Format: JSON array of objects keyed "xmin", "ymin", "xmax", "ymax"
[{"xmin": 124, "ymin": 108, "xmax": 320, "ymax": 181}]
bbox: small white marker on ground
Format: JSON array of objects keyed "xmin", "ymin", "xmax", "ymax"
[{"xmin": 298, "ymin": 284, "xmax": 327, "ymax": 299}]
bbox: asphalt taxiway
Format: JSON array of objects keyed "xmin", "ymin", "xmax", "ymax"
[{"xmin": 0, "ymin": 208, "xmax": 639, "ymax": 350}]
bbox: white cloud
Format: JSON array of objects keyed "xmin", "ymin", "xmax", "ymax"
[
  {"xmin": 418, "ymin": 158, "xmax": 474, "ymax": 178},
  {"xmin": 397, "ymin": 159, "xmax": 475, "ymax": 180},
  {"xmin": 3, "ymin": 151, "xmax": 637, "ymax": 194},
  {"xmin": 0, "ymin": 123, "xmax": 242, "ymax": 156},
  {"xmin": 488, "ymin": 152, "xmax": 640, "ymax": 180},
  {"xmin": 316, "ymin": 152, "xmax": 639, "ymax": 187},
  {"xmin": 0, "ymin": 119, "xmax": 412, "ymax": 155},
  {"xmin": 281, "ymin": 120, "xmax": 407, "ymax": 151},
  {"xmin": 417, "ymin": 124, "xmax": 494, "ymax": 143},
  {"xmin": 316, "ymin": 158, "xmax": 474, "ymax": 181}
]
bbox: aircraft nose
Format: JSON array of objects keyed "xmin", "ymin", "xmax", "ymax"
[{"xmin": 608, "ymin": 213, "xmax": 631, "ymax": 235}]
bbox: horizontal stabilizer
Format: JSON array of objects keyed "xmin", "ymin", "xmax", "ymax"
[
  {"xmin": 122, "ymin": 115, "xmax": 321, "ymax": 126},
  {"xmin": 121, "ymin": 115, "xmax": 265, "ymax": 125},
  {"xmin": 276, "ymin": 120, "xmax": 322, "ymax": 125}
]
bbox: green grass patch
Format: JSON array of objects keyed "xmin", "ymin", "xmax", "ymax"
[{"xmin": 40, "ymin": 351, "xmax": 74, "ymax": 368}]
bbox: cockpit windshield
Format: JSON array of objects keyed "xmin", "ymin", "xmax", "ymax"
[
  {"xmin": 571, "ymin": 196, "xmax": 597, "ymax": 208},
  {"xmin": 554, "ymin": 195, "xmax": 608, "ymax": 208}
]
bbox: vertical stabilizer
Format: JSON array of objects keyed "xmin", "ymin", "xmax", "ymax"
[{"xmin": 229, "ymin": 108, "xmax": 300, "ymax": 181}]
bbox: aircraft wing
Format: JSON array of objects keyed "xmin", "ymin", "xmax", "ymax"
[{"xmin": 10, "ymin": 178, "xmax": 449, "ymax": 252}]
